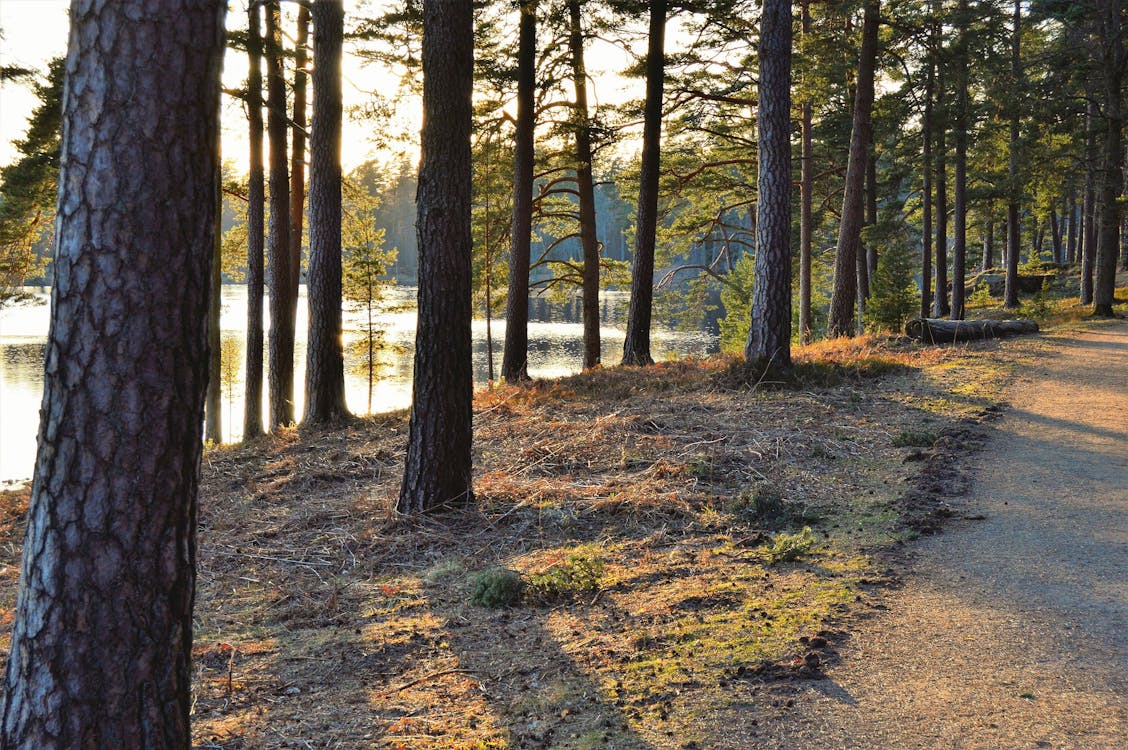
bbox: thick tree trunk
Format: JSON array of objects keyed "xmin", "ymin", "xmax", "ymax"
[
  {"xmin": 622, "ymin": 0, "xmax": 667, "ymax": 364},
  {"xmin": 207, "ymin": 140, "xmax": 223, "ymax": 442},
  {"xmin": 304, "ymin": 0, "xmax": 349, "ymax": 424},
  {"xmin": 244, "ymin": 1, "xmax": 266, "ymax": 439},
  {"xmin": 827, "ymin": 0, "xmax": 879, "ymax": 338},
  {"xmin": 501, "ymin": 0, "xmax": 536, "ymax": 381},
  {"xmin": 290, "ymin": 4, "xmax": 310, "ymax": 313},
  {"xmin": 799, "ymin": 1, "xmax": 814, "ymax": 344},
  {"xmin": 950, "ymin": 0, "xmax": 969, "ymax": 320},
  {"xmin": 569, "ymin": 0, "xmax": 601, "ymax": 369},
  {"xmin": 398, "ymin": 0, "xmax": 474, "ymax": 513},
  {"xmin": 1081, "ymin": 99, "xmax": 1098, "ymax": 305},
  {"xmin": 1093, "ymin": 0, "xmax": 1125, "ymax": 317},
  {"xmin": 745, "ymin": 0, "xmax": 792, "ymax": 367},
  {"xmin": 266, "ymin": 1, "xmax": 295, "ymax": 427},
  {"xmin": 0, "ymin": 2, "xmax": 225, "ymax": 746},
  {"xmin": 906, "ymin": 317, "xmax": 1038, "ymax": 344},
  {"xmin": 1004, "ymin": 0, "xmax": 1022, "ymax": 309}
]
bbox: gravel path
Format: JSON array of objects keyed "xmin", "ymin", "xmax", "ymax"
[{"xmin": 729, "ymin": 322, "xmax": 1128, "ymax": 749}]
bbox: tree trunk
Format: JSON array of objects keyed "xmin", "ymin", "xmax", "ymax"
[
  {"xmin": 906, "ymin": 317, "xmax": 1038, "ymax": 344},
  {"xmin": 1003, "ymin": 0, "xmax": 1022, "ymax": 309},
  {"xmin": 1081, "ymin": 98, "xmax": 1098, "ymax": 305},
  {"xmin": 0, "ymin": 3, "xmax": 225, "ymax": 746},
  {"xmin": 1093, "ymin": 0, "xmax": 1125, "ymax": 317},
  {"xmin": 398, "ymin": 0, "xmax": 474, "ymax": 513},
  {"xmin": 206, "ymin": 140, "xmax": 223, "ymax": 442},
  {"xmin": 244, "ymin": 0, "xmax": 266, "ymax": 439},
  {"xmin": 622, "ymin": 0, "xmax": 667, "ymax": 364},
  {"xmin": 1050, "ymin": 206, "xmax": 1062, "ymax": 265},
  {"xmin": 921, "ymin": 35, "xmax": 934, "ymax": 320},
  {"xmin": 745, "ymin": 0, "xmax": 792, "ymax": 367},
  {"xmin": 934, "ymin": 69, "xmax": 950, "ymax": 317},
  {"xmin": 304, "ymin": 0, "xmax": 349, "ymax": 424},
  {"xmin": 569, "ymin": 0, "xmax": 601, "ymax": 369},
  {"xmin": 950, "ymin": 0, "xmax": 969, "ymax": 320},
  {"xmin": 501, "ymin": 0, "xmax": 536, "ymax": 381},
  {"xmin": 799, "ymin": 0, "xmax": 814, "ymax": 344},
  {"xmin": 266, "ymin": 0, "xmax": 295, "ymax": 427},
  {"xmin": 1066, "ymin": 186, "xmax": 1078, "ymax": 264},
  {"xmin": 289, "ymin": 4, "xmax": 310, "ymax": 313},
  {"xmin": 865, "ymin": 129, "xmax": 878, "ymax": 281},
  {"xmin": 827, "ymin": 0, "xmax": 879, "ymax": 338},
  {"xmin": 982, "ymin": 215, "xmax": 994, "ymax": 271}
]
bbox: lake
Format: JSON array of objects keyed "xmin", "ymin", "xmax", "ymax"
[{"xmin": 0, "ymin": 286, "xmax": 717, "ymax": 485}]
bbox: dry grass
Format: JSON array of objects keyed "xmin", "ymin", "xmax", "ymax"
[{"xmin": 0, "ymin": 332, "xmax": 1039, "ymax": 749}]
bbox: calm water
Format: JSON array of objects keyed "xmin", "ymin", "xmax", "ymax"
[{"xmin": 0, "ymin": 286, "xmax": 716, "ymax": 485}]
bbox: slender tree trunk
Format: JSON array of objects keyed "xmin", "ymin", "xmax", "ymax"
[
  {"xmin": 746, "ymin": 0, "xmax": 792, "ymax": 367},
  {"xmin": 828, "ymin": 0, "xmax": 879, "ymax": 338},
  {"xmin": 245, "ymin": 0, "xmax": 266, "ymax": 439},
  {"xmin": 1081, "ymin": 98, "xmax": 1098, "ymax": 305},
  {"xmin": 950, "ymin": 0, "xmax": 969, "ymax": 320},
  {"xmin": 289, "ymin": 4, "xmax": 310, "ymax": 314},
  {"xmin": 0, "ymin": 3, "xmax": 225, "ymax": 746},
  {"xmin": 622, "ymin": 0, "xmax": 667, "ymax": 364},
  {"xmin": 799, "ymin": 1, "xmax": 814, "ymax": 344},
  {"xmin": 934, "ymin": 67, "xmax": 950, "ymax": 317},
  {"xmin": 983, "ymin": 215, "xmax": 995, "ymax": 271},
  {"xmin": 1004, "ymin": 0, "xmax": 1022, "ymax": 308},
  {"xmin": 569, "ymin": 0, "xmax": 601, "ymax": 369},
  {"xmin": 304, "ymin": 0, "xmax": 348, "ymax": 424},
  {"xmin": 501, "ymin": 0, "xmax": 536, "ymax": 381},
  {"xmin": 266, "ymin": 0, "xmax": 295, "ymax": 427},
  {"xmin": 207, "ymin": 140, "xmax": 223, "ymax": 441},
  {"xmin": 398, "ymin": 0, "xmax": 474, "ymax": 513},
  {"xmin": 1093, "ymin": 0, "xmax": 1125, "ymax": 317},
  {"xmin": 1050, "ymin": 207, "xmax": 1062, "ymax": 264},
  {"xmin": 865, "ymin": 130, "xmax": 878, "ymax": 280},
  {"xmin": 921, "ymin": 38, "xmax": 934, "ymax": 320},
  {"xmin": 1066, "ymin": 187, "xmax": 1077, "ymax": 264}
]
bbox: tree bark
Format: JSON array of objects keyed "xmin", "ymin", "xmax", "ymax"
[
  {"xmin": 1066, "ymin": 185, "xmax": 1078, "ymax": 264},
  {"xmin": 569, "ymin": 0, "xmax": 601, "ymax": 369},
  {"xmin": 1093, "ymin": 0, "xmax": 1125, "ymax": 317},
  {"xmin": 0, "ymin": 2, "xmax": 225, "ymax": 746},
  {"xmin": 501, "ymin": 0, "xmax": 536, "ymax": 381},
  {"xmin": 982, "ymin": 215, "xmax": 994, "ymax": 271},
  {"xmin": 1050, "ymin": 206, "xmax": 1062, "ymax": 265},
  {"xmin": 950, "ymin": 0, "xmax": 970, "ymax": 320},
  {"xmin": 266, "ymin": 0, "xmax": 295, "ymax": 427},
  {"xmin": 622, "ymin": 0, "xmax": 667, "ymax": 364},
  {"xmin": 745, "ymin": 0, "xmax": 792, "ymax": 367},
  {"xmin": 934, "ymin": 65, "xmax": 950, "ymax": 317},
  {"xmin": 865, "ymin": 129, "xmax": 878, "ymax": 281},
  {"xmin": 398, "ymin": 0, "xmax": 474, "ymax": 513},
  {"xmin": 206, "ymin": 139, "xmax": 223, "ymax": 442},
  {"xmin": 1081, "ymin": 98, "xmax": 1098, "ymax": 305},
  {"xmin": 799, "ymin": 0, "xmax": 814, "ymax": 344},
  {"xmin": 828, "ymin": 0, "xmax": 879, "ymax": 338},
  {"xmin": 244, "ymin": 0, "xmax": 266, "ymax": 439},
  {"xmin": 1004, "ymin": 0, "xmax": 1022, "ymax": 309},
  {"xmin": 289, "ymin": 4, "xmax": 310, "ymax": 314},
  {"xmin": 304, "ymin": 0, "xmax": 349, "ymax": 424},
  {"xmin": 906, "ymin": 317, "xmax": 1038, "ymax": 344},
  {"xmin": 921, "ymin": 32, "xmax": 934, "ymax": 320}
]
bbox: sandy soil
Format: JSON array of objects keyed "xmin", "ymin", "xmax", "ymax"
[{"xmin": 716, "ymin": 321, "xmax": 1128, "ymax": 749}]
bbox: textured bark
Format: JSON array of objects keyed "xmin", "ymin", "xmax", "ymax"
[
  {"xmin": 1004, "ymin": 0, "xmax": 1022, "ymax": 309},
  {"xmin": 206, "ymin": 140, "xmax": 223, "ymax": 442},
  {"xmin": 501, "ymin": 0, "xmax": 536, "ymax": 382},
  {"xmin": 289, "ymin": 4, "xmax": 310, "ymax": 313},
  {"xmin": 569, "ymin": 0, "xmax": 601, "ymax": 369},
  {"xmin": 0, "ymin": 2, "xmax": 225, "ymax": 746},
  {"xmin": 746, "ymin": 0, "xmax": 792, "ymax": 367},
  {"xmin": 622, "ymin": 0, "xmax": 667, "ymax": 364},
  {"xmin": 934, "ymin": 69, "xmax": 950, "ymax": 318},
  {"xmin": 266, "ymin": 1, "xmax": 295, "ymax": 427},
  {"xmin": 921, "ymin": 38, "xmax": 934, "ymax": 320},
  {"xmin": 798, "ymin": 1, "xmax": 814, "ymax": 344},
  {"xmin": 398, "ymin": 0, "xmax": 474, "ymax": 513},
  {"xmin": 304, "ymin": 0, "xmax": 349, "ymax": 424},
  {"xmin": 1093, "ymin": 0, "xmax": 1125, "ymax": 317},
  {"xmin": 950, "ymin": 0, "xmax": 969, "ymax": 321},
  {"xmin": 906, "ymin": 317, "xmax": 1038, "ymax": 344},
  {"xmin": 1081, "ymin": 99, "xmax": 1098, "ymax": 305},
  {"xmin": 244, "ymin": 1, "xmax": 266, "ymax": 439},
  {"xmin": 827, "ymin": 0, "xmax": 879, "ymax": 338}
]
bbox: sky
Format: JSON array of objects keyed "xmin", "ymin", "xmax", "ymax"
[{"xmin": 0, "ymin": 0, "xmax": 647, "ymax": 174}]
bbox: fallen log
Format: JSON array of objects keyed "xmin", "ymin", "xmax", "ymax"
[{"xmin": 905, "ymin": 318, "xmax": 1039, "ymax": 344}]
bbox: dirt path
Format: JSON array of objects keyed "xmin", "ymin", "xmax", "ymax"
[{"xmin": 729, "ymin": 322, "xmax": 1128, "ymax": 749}]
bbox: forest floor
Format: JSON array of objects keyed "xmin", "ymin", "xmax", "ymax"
[{"xmin": 0, "ymin": 278, "xmax": 1124, "ymax": 749}]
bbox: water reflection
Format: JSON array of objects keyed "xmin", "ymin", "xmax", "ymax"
[{"xmin": 0, "ymin": 286, "xmax": 716, "ymax": 484}]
